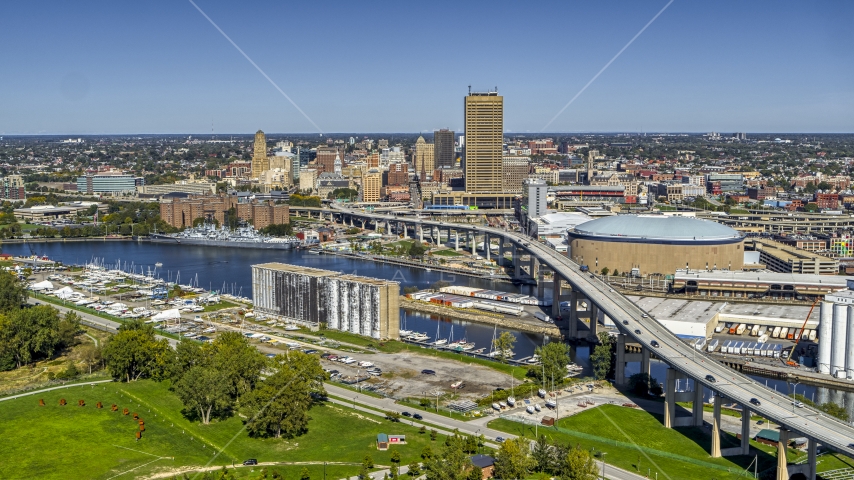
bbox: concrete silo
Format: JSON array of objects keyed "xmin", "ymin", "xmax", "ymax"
[
  {"xmin": 848, "ymin": 305, "xmax": 854, "ymax": 379},
  {"xmin": 831, "ymin": 303, "xmax": 848, "ymax": 378},
  {"xmin": 818, "ymin": 301, "xmax": 833, "ymax": 375}
]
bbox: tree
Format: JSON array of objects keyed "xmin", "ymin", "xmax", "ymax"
[
  {"xmin": 408, "ymin": 461, "xmax": 421, "ymax": 478},
  {"xmin": 78, "ymin": 343, "xmax": 102, "ymax": 374},
  {"xmin": 299, "ymin": 467, "xmax": 311, "ymax": 480},
  {"xmin": 600, "ymin": 267, "xmax": 609, "ymax": 276},
  {"xmin": 102, "ymin": 320, "xmax": 171, "ymax": 382},
  {"xmin": 493, "ymin": 437, "xmax": 532, "ymax": 480},
  {"xmin": 465, "ymin": 467, "xmax": 481, "ymax": 480},
  {"xmin": 173, "ymin": 365, "xmax": 232, "ymax": 424},
  {"xmin": 363, "ymin": 456, "xmax": 375, "ymax": 469},
  {"xmin": 430, "ymin": 429, "xmax": 438, "ymax": 441},
  {"xmin": 0, "ymin": 273, "xmax": 28, "ymax": 311},
  {"xmin": 819, "ymin": 402, "xmax": 849, "ymax": 421},
  {"xmin": 492, "ymin": 332, "xmax": 516, "ymax": 364},
  {"xmin": 408, "ymin": 242, "xmax": 427, "ymax": 257},
  {"xmin": 390, "ymin": 449, "xmax": 401, "ymax": 478},
  {"xmin": 533, "ymin": 342, "xmax": 572, "ymax": 388},
  {"xmin": 57, "ymin": 311, "xmax": 81, "ymax": 349},
  {"xmin": 423, "ymin": 433, "xmax": 472, "ymax": 480},
  {"xmin": 0, "ymin": 305, "xmax": 61, "ymax": 368},
  {"xmin": 590, "ymin": 332, "xmax": 613, "ymax": 380},
  {"xmin": 558, "ymin": 444, "xmax": 598, "ymax": 480},
  {"xmin": 240, "ymin": 351, "xmax": 326, "ymax": 438},
  {"xmin": 386, "ymin": 410, "xmax": 402, "ymax": 422},
  {"xmin": 531, "ymin": 435, "xmax": 553, "ymax": 473},
  {"xmin": 421, "ymin": 446, "xmax": 434, "ymax": 460}
]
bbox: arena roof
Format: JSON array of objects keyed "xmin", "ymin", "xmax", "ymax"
[{"xmin": 569, "ymin": 214, "xmax": 743, "ymax": 244}]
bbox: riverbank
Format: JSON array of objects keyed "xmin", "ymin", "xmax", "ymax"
[
  {"xmin": 400, "ymin": 296, "xmax": 560, "ymax": 336},
  {"xmin": 1, "ymin": 236, "xmax": 139, "ymax": 244},
  {"xmin": 320, "ymin": 249, "xmax": 510, "ymax": 281}
]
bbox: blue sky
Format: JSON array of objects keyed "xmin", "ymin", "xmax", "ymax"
[{"xmin": 1, "ymin": 0, "xmax": 852, "ymax": 134}]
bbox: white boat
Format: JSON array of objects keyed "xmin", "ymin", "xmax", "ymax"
[
  {"xmin": 545, "ymin": 399, "xmax": 557, "ymax": 409},
  {"xmin": 534, "ymin": 404, "xmax": 541, "ymax": 412},
  {"xmin": 498, "ymin": 401, "xmax": 507, "ymax": 408},
  {"xmin": 506, "ymin": 397, "xmax": 516, "ymax": 407},
  {"xmin": 526, "ymin": 405, "xmax": 535, "ymax": 414},
  {"xmin": 154, "ymin": 262, "xmax": 163, "ymax": 267},
  {"xmin": 284, "ymin": 325, "xmax": 301, "ymax": 331},
  {"xmin": 537, "ymin": 389, "xmax": 546, "ymax": 398},
  {"xmin": 433, "ymin": 338, "xmax": 448, "ymax": 346},
  {"xmin": 492, "ymin": 403, "xmax": 501, "ymax": 411},
  {"xmin": 399, "ymin": 330, "xmax": 412, "ymax": 337},
  {"xmin": 451, "ymin": 380, "xmax": 463, "ymax": 389},
  {"xmin": 358, "ymin": 361, "xmax": 374, "ymax": 368}
]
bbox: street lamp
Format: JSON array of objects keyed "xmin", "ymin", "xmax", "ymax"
[{"xmin": 789, "ymin": 380, "xmax": 801, "ymax": 413}]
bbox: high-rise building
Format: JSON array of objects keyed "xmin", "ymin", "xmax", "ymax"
[
  {"xmin": 434, "ymin": 129, "xmax": 455, "ymax": 169},
  {"xmin": 362, "ymin": 169, "xmax": 382, "ymax": 202},
  {"xmin": 251, "ymin": 130, "xmax": 269, "ymax": 179},
  {"xmin": 316, "ymin": 146, "xmax": 344, "ymax": 173},
  {"xmin": 414, "ymin": 136, "xmax": 434, "ymax": 179},
  {"xmin": 502, "ymin": 156, "xmax": 530, "ymax": 194},
  {"xmin": 464, "ymin": 91, "xmax": 503, "ymax": 193},
  {"xmin": 525, "ymin": 179, "xmax": 548, "ymax": 218},
  {"xmin": 0, "ymin": 175, "xmax": 26, "ymax": 200}
]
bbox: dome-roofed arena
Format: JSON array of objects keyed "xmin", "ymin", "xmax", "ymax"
[{"xmin": 565, "ymin": 214, "xmax": 745, "ymax": 276}]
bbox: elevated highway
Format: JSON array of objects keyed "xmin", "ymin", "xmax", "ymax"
[{"xmin": 329, "ymin": 204, "xmax": 854, "ymax": 479}]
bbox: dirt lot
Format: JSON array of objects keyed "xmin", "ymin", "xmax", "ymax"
[{"xmin": 318, "ymin": 350, "xmax": 515, "ymax": 401}]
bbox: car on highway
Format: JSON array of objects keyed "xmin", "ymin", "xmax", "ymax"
[
  {"xmin": 651, "ymin": 340, "xmax": 660, "ymax": 348},
  {"xmin": 622, "ymin": 320, "xmax": 629, "ymax": 325},
  {"xmin": 495, "ymin": 437, "xmax": 505, "ymax": 443},
  {"xmin": 421, "ymin": 369, "xmax": 436, "ymax": 375},
  {"xmin": 641, "ymin": 314, "xmax": 648, "ymax": 318},
  {"xmin": 413, "ymin": 413, "xmax": 423, "ymax": 420},
  {"xmin": 750, "ymin": 398, "xmax": 761, "ymax": 406},
  {"xmin": 706, "ymin": 375, "xmax": 716, "ymax": 383},
  {"xmin": 635, "ymin": 329, "xmax": 642, "ymax": 335},
  {"xmin": 848, "ymin": 443, "xmax": 854, "ymax": 449},
  {"xmin": 402, "ymin": 411, "xmax": 411, "ymax": 417},
  {"xmin": 792, "ymin": 401, "xmax": 805, "ymax": 408},
  {"xmin": 609, "ymin": 289, "xmax": 615, "ymax": 293},
  {"xmin": 243, "ymin": 459, "xmax": 258, "ymax": 466}
]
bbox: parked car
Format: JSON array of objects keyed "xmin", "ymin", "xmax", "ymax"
[
  {"xmin": 402, "ymin": 411, "xmax": 411, "ymax": 417},
  {"xmin": 421, "ymin": 369, "xmax": 436, "ymax": 375},
  {"xmin": 413, "ymin": 413, "xmax": 423, "ymax": 420},
  {"xmin": 243, "ymin": 459, "xmax": 258, "ymax": 466},
  {"xmin": 495, "ymin": 437, "xmax": 505, "ymax": 443}
]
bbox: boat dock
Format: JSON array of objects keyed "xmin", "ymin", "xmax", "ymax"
[
  {"xmin": 400, "ymin": 336, "xmax": 534, "ymax": 366},
  {"xmin": 319, "ymin": 250, "xmax": 509, "ymax": 281}
]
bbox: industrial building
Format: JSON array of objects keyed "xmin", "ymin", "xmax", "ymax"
[
  {"xmin": 251, "ymin": 263, "xmax": 399, "ymax": 339},
  {"xmin": 745, "ymin": 238, "xmax": 838, "ymax": 275},
  {"xmin": 566, "ymin": 215, "xmax": 745, "ymax": 276},
  {"xmin": 76, "ymin": 173, "xmax": 143, "ymax": 194},
  {"xmin": 818, "ymin": 283, "xmax": 854, "ymax": 378},
  {"xmin": 670, "ymin": 270, "xmax": 848, "ymax": 300}
]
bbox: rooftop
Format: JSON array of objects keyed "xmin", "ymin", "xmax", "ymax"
[
  {"xmin": 571, "ymin": 214, "xmax": 743, "ymax": 242},
  {"xmin": 252, "ymin": 262, "xmax": 398, "ymax": 287},
  {"xmin": 673, "ymin": 270, "xmax": 849, "ymax": 288}
]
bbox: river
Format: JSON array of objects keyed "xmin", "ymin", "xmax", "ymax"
[{"xmin": 9, "ymin": 240, "xmax": 854, "ymax": 416}]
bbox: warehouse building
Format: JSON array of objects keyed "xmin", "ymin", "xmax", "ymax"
[
  {"xmin": 252, "ymin": 263, "xmax": 399, "ymax": 339},
  {"xmin": 566, "ymin": 215, "xmax": 745, "ymax": 276},
  {"xmin": 670, "ymin": 270, "xmax": 848, "ymax": 300},
  {"xmin": 744, "ymin": 238, "xmax": 838, "ymax": 275}
]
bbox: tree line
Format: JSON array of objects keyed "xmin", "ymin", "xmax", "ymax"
[{"xmin": 102, "ymin": 320, "xmax": 328, "ymax": 438}]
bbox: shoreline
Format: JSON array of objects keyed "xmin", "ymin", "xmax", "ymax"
[{"xmin": 400, "ymin": 296, "xmax": 561, "ymax": 336}]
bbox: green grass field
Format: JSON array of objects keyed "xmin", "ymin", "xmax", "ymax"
[
  {"xmin": 431, "ymin": 249, "xmax": 463, "ymax": 257},
  {"xmin": 489, "ymin": 404, "xmax": 797, "ymax": 480},
  {"xmin": 0, "ymin": 380, "xmax": 443, "ymax": 479}
]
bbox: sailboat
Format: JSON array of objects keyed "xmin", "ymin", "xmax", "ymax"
[{"xmin": 433, "ymin": 323, "xmax": 447, "ymax": 345}]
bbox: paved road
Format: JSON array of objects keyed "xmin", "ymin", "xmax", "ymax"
[
  {"xmin": 0, "ymin": 379, "xmax": 113, "ymax": 402},
  {"xmin": 333, "ymin": 205, "xmax": 854, "ymax": 453},
  {"xmin": 325, "ymin": 384, "xmax": 645, "ymax": 480}
]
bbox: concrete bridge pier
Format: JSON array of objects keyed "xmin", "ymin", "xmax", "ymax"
[
  {"xmin": 588, "ymin": 303, "xmax": 599, "ymax": 339},
  {"xmin": 614, "ymin": 334, "xmax": 648, "ymax": 388},
  {"xmin": 497, "ymin": 240, "xmax": 505, "ymax": 266},
  {"xmin": 454, "ymin": 231, "xmax": 460, "ymax": 251},
  {"xmin": 470, "ymin": 232, "xmax": 476, "ymax": 255},
  {"xmin": 807, "ymin": 437, "xmax": 817, "ymax": 480},
  {"xmin": 537, "ymin": 267, "xmax": 545, "ymax": 299},
  {"xmin": 418, "ymin": 225, "xmax": 424, "ymax": 243},
  {"xmin": 552, "ymin": 274, "xmax": 563, "ymax": 320},
  {"xmin": 485, "ymin": 234, "xmax": 491, "ymax": 261},
  {"xmin": 777, "ymin": 428, "xmax": 790, "ymax": 480},
  {"xmin": 663, "ymin": 368, "xmax": 704, "ymax": 428},
  {"xmin": 530, "ymin": 256, "xmax": 538, "ymax": 279},
  {"xmin": 711, "ymin": 394, "xmax": 722, "ymax": 458},
  {"xmin": 400, "ymin": 222, "xmax": 408, "ymax": 239},
  {"xmin": 513, "ymin": 245, "xmax": 521, "ymax": 279}
]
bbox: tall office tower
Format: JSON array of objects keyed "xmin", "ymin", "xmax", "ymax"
[
  {"xmin": 464, "ymin": 90, "xmax": 503, "ymax": 193},
  {"xmin": 316, "ymin": 146, "xmax": 343, "ymax": 173},
  {"xmin": 586, "ymin": 149, "xmax": 598, "ymax": 184},
  {"xmin": 414, "ymin": 136, "xmax": 434, "ymax": 180},
  {"xmin": 434, "ymin": 129, "xmax": 455, "ymax": 168},
  {"xmin": 362, "ymin": 169, "xmax": 382, "ymax": 202},
  {"xmin": 251, "ymin": 130, "xmax": 269, "ymax": 179}
]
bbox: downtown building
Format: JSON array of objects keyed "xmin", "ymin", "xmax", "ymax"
[
  {"xmin": 159, "ymin": 194, "xmax": 289, "ymax": 230},
  {"xmin": 0, "ymin": 175, "xmax": 26, "ymax": 200},
  {"xmin": 251, "ymin": 263, "xmax": 400, "ymax": 339}
]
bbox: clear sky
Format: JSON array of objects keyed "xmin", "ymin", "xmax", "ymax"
[{"xmin": 1, "ymin": 0, "xmax": 852, "ymax": 135}]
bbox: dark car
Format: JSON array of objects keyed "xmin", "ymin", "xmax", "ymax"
[
  {"xmin": 320, "ymin": 353, "xmax": 331, "ymax": 359},
  {"xmin": 243, "ymin": 459, "xmax": 258, "ymax": 466},
  {"xmin": 495, "ymin": 436, "xmax": 505, "ymax": 443},
  {"xmin": 413, "ymin": 413, "xmax": 423, "ymax": 420},
  {"xmin": 705, "ymin": 375, "xmax": 716, "ymax": 383},
  {"xmin": 750, "ymin": 398, "xmax": 761, "ymax": 406},
  {"xmin": 328, "ymin": 370, "xmax": 339, "ymax": 376},
  {"xmin": 650, "ymin": 340, "xmax": 660, "ymax": 348},
  {"xmin": 848, "ymin": 443, "xmax": 854, "ymax": 449},
  {"xmin": 303, "ymin": 349, "xmax": 318, "ymax": 354},
  {"xmin": 635, "ymin": 329, "xmax": 642, "ymax": 335},
  {"xmin": 622, "ymin": 320, "xmax": 629, "ymax": 325},
  {"xmin": 421, "ymin": 369, "xmax": 436, "ymax": 375},
  {"xmin": 402, "ymin": 411, "xmax": 411, "ymax": 417}
]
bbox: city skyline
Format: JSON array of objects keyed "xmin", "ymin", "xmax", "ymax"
[{"xmin": 1, "ymin": 1, "xmax": 853, "ymax": 134}]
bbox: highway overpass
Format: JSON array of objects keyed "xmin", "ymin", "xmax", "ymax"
[{"xmin": 328, "ymin": 203, "xmax": 854, "ymax": 480}]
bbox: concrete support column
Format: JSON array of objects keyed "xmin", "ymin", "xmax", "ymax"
[
  {"xmin": 808, "ymin": 438, "xmax": 817, "ymax": 480},
  {"xmin": 552, "ymin": 274, "xmax": 561, "ymax": 319},
  {"xmin": 740, "ymin": 406, "xmax": 751, "ymax": 454},
  {"xmin": 692, "ymin": 384, "xmax": 704, "ymax": 427},
  {"xmin": 589, "ymin": 303, "xmax": 599, "ymax": 338},
  {"xmin": 514, "ymin": 245, "xmax": 521, "ymax": 279},
  {"xmin": 419, "ymin": 225, "xmax": 424, "ymax": 243},
  {"xmin": 498, "ymin": 241, "xmax": 505, "ymax": 266},
  {"xmin": 664, "ymin": 368, "xmax": 677, "ymax": 428},
  {"xmin": 641, "ymin": 347, "xmax": 650, "ymax": 378},
  {"xmin": 537, "ymin": 268, "xmax": 545, "ymax": 299},
  {"xmin": 454, "ymin": 231, "xmax": 460, "ymax": 251},
  {"xmin": 485, "ymin": 234, "xmax": 491, "ymax": 261},
  {"xmin": 401, "ymin": 223, "xmax": 407, "ymax": 239},
  {"xmin": 711, "ymin": 394, "xmax": 722, "ymax": 458},
  {"xmin": 530, "ymin": 256, "xmax": 537, "ymax": 278},
  {"xmin": 470, "ymin": 233, "xmax": 476, "ymax": 255},
  {"xmin": 568, "ymin": 290, "xmax": 578, "ymax": 339},
  {"xmin": 615, "ymin": 334, "xmax": 626, "ymax": 387},
  {"xmin": 776, "ymin": 428, "xmax": 790, "ymax": 480}
]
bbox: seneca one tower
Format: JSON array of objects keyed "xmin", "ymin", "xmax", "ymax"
[{"xmin": 464, "ymin": 90, "xmax": 503, "ymax": 194}]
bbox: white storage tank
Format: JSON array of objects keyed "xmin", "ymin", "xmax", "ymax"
[
  {"xmin": 818, "ymin": 301, "xmax": 833, "ymax": 375},
  {"xmin": 847, "ymin": 305, "xmax": 854, "ymax": 379},
  {"xmin": 831, "ymin": 303, "xmax": 848, "ymax": 378}
]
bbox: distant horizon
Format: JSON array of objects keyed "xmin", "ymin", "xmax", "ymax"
[{"xmin": 3, "ymin": 131, "xmax": 854, "ymax": 138}]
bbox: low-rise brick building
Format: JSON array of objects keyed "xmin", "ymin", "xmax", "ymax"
[{"xmin": 160, "ymin": 194, "xmax": 288, "ymax": 229}]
